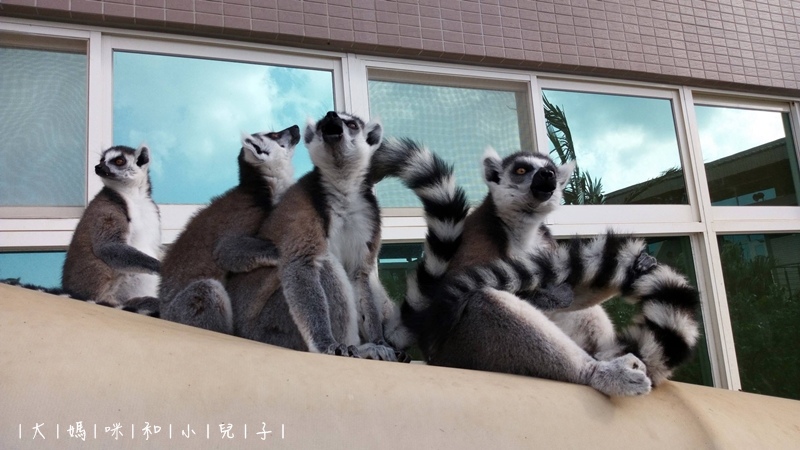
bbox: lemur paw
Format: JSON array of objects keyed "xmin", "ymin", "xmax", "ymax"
[
  {"xmin": 353, "ymin": 342, "xmax": 402, "ymax": 362},
  {"xmin": 321, "ymin": 343, "xmax": 357, "ymax": 357},
  {"xmin": 589, "ymin": 353, "xmax": 652, "ymax": 397},
  {"xmin": 634, "ymin": 253, "xmax": 658, "ymax": 275}
]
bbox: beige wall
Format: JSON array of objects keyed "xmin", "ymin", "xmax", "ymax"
[
  {"xmin": 1, "ymin": 0, "xmax": 799, "ymax": 95},
  {"xmin": 2, "ymin": 283, "xmax": 800, "ymax": 449}
]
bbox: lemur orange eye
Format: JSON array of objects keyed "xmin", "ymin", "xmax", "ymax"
[
  {"xmin": 345, "ymin": 121, "xmax": 358, "ymax": 130},
  {"xmin": 516, "ymin": 167, "xmax": 527, "ymax": 175},
  {"xmin": 113, "ymin": 157, "xmax": 125, "ymax": 166},
  {"xmin": 267, "ymin": 133, "xmax": 279, "ymax": 140}
]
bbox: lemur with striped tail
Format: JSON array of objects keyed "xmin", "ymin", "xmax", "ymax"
[
  {"xmin": 225, "ymin": 112, "xmax": 406, "ymax": 362},
  {"xmin": 376, "ymin": 141, "xmax": 700, "ymax": 395},
  {"xmin": 31, "ymin": 144, "xmax": 161, "ymax": 316},
  {"xmin": 158, "ymin": 126, "xmax": 300, "ymax": 333}
]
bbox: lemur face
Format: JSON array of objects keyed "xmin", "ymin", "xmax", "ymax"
[
  {"xmin": 483, "ymin": 149, "xmax": 575, "ymax": 216},
  {"xmin": 95, "ymin": 145, "xmax": 150, "ymax": 184},
  {"xmin": 304, "ymin": 111, "xmax": 382, "ymax": 171},
  {"xmin": 241, "ymin": 125, "xmax": 300, "ymax": 175}
]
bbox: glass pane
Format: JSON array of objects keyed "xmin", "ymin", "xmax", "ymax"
[
  {"xmin": 718, "ymin": 233, "xmax": 800, "ymax": 400},
  {"xmin": 601, "ymin": 235, "xmax": 712, "ymax": 387},
  {"xmin": 113, "ymin": 52, "xmax": 335, "ymax": 204},
  {"xmin": 696, "ymin": 106, "xmax": 798, "ymax": 206},
  {"xmin": 0, "ymin": 251, "xmax": 65, "ymax": 289},
  {"xmin": 369, "ymin": 80, "xmax": 533, "ymax": 206},
  {"xmin": 542, "ymin": 90, "xmax": 686, "ymax": 205},
  {"xmin": 0, "ymin": 44, "xmax": 87, "ymax": 207}
]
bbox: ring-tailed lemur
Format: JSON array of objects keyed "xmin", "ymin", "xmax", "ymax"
[
  {"xmin": 378, "ymin": 142, "xmax": 699, "ymax": 395},
  {"xmin": 159, "ymin": 126, "xmax": 300, "ymax": 333},
  {"xmin": 369, "ymin": 139, "xmax": 574, "ymax": 346},
  {"xmin": 58, "ymin": 145, "xmax": 162, "ymax": 313},
  {"xmin": 225, "ymin": 111, "xmax": 406, "ymax": 362}
]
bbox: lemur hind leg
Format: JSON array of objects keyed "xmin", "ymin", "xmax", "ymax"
[
  {"xmin": 432, "ymin": 289, "xmax": 652, "ymax": 397},
  {"xmin": 164, "ymin": 279, "xmax": 233, "ymax": 334}
]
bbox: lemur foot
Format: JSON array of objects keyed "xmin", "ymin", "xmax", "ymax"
[
  {"xmin": 353, "ymin": 342, "xmax": 402, "ymax": 362},
  {"xmin": 321, "ymin": 343, "xmax": 358, "ymax": 357},
  {"xmin": 635, "ymin": 252, "xmax": 658, "ymax": 275},
  {"xmin": 589, "ymin": 353, "xmax": 652, "ymax": 397}
]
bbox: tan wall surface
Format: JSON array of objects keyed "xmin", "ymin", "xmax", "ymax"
[
  {"xmin": 1, "ymin": 0, "xmax": 799, "ymax": 95},
  {"xmin": 2, "ymin": 283, "xmax": 800, "ymax": 449}
]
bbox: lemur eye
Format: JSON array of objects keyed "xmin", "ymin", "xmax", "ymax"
[
  {"xmin": 345, "ymin": 121, "xmax": 358, "ymax": 130},
  {"xmin": 267, "ymin": 133, "xmax": 279, "ymax": 140},
  {"xmin": 113, "ymin": 157, "xmax": 125, "ymax": 166},
  {"xmin": 516, "ymin": 167, "xmax": 527, "ymax": 175}
]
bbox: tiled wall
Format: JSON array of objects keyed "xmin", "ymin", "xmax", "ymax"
[{"xmin": 1, "ymin": 0, "xmax": 799, "ymax": 94}]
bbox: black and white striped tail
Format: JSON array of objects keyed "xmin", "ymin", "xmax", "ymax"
[
  {"xmin": 436, "ymin": 232, "xmax": 701, "ymax": 384},
  {"xmin": 370, "ymin": 137, "xmax": 470, "ymax": 311},
  {"xmin": 1, "ymin": 278, "xmax": 160, "ymax": 318}
]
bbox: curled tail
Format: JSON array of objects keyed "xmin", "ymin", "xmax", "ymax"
[
  {"xmin": 1, "ymin": 278, "xmax": 159, "ymax": 318},
  {"xmin": 370, "ymin": 138, "xmax": 470, "ymax": 341},
  {"xmin": 435, "ymin": 232, "xmax": 701, "ymax": 384}
]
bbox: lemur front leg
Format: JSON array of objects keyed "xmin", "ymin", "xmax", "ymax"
[
  {"xmin": 213, "ymin": 234, "xmax": 280, "ymax": 273},
  {"xmin": 281, "ymin": 258, "xmax": 356, "ymax": 357},
  {"xmin": 94, "ymin": 241, "xmax": 161, "ymax": 274},
  {"xmin": 352, "ymin": 271, "xmax": 408, "ymax": 362}
]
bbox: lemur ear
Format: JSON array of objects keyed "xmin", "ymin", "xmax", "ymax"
[
  {"xmin": 557, "ymin": 160, "xmax": 576, "ymax": 184},
  {"xmin": 365, "ymin": 120, "xmax": 383, "ymax": 149},
  {"xmin": 482, "ymin": 147, "xmax": 502, "ymax": 184},
  {"xmin": 303, "ymin": 117, "xmax": 316, "ymax": 145},
  {"xmin": 136, "ymin": 145, "xmax": 150, "ymax": 167}
]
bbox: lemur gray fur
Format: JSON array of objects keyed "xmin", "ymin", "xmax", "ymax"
[
  {"xmin": 58, "ymin": 144, "xmax": 162, "ymax": 314},
  {"xmin": 377, "ymin": 141, "xmax": 699, "ymax": 395},
  {"xmin": 158, "ymin": 126, "xmax": 300, "ymax": 333},
  {"xmin": 225, "ymin": 111, "xmax": 406, "ymax": 362}
]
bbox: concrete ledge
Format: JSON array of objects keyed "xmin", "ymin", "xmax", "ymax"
[{"xmin": 1, "ymin": 283, "xmax": 799, "ymax": 449}]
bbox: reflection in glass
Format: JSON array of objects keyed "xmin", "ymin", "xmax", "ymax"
[
  {"xmin": 369, "ymin": 80, "xmax": 532, "ymax": 206},
  {"xmin": 718, "ymin": 233, "xmax": 800, "ymax": 400},
  {"xmin": 696, "ymin": 106, "xmax": 798, "ymax": 206},
  {"xmin": 0, "ymin": 46, "xmax": 86, "ymax": 207},
  {"xmin": 542, "ymin": 90, "xmax": 687, "ymax": 205},
  {"xmin": 0, "ymin": 251, "xmax": 66, "ymax": 288},
  {"xmin": 113, "ymin": 52, "xmax": 334, "ymax": 204}
]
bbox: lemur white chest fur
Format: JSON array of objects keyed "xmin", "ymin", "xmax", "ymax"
[
  {"xmin": 120, "ymin": 187, "xmax": 162, "ymax": 259},
  {"xmin": 324, "ymin": 179, "xmax": 374, "ymax": 278}
]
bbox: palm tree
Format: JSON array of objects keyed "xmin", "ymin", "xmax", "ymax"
[{"xmin": 542, "ymin": 95, "xmax": 605, "ymax": 205}]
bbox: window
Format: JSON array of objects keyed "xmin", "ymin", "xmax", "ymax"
[
  {"xmin": 0, "ymin": 251, "xmax": 65, "ymax": 288},
  {"xmin": 368, "ymin": 72, "xmax": 533, "ymax": 207},
  {"xmin": 695, "ymin": 105, "xmax": 798, "ymax": 206},
  {"xmin": 113, "ymin": 51, "xmax": 335, "ymax": 204},
  {"xmin": 717, "ymin": 233, "xmax": 800, "ymax": 399},
  {"xmin": 0, "ymin": 34, "xmax": 87, "ymax": 210},
  {"xmin": 542, "ymin": 88, "xmax": 686, "ymax": 205}
]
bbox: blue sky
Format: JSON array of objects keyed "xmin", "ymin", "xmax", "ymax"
[{"xmin": 113, "ymin": 52, "xmax": 334, "ymax": 204}]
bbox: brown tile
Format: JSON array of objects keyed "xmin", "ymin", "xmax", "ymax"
[
  {"xmin": 165, "ymin": 8, "xmax": 193, "ymax": 23},
  {"xmin": 252, "ymin": 7, "xmax": 276, "ymax": 20},
  {"xmin": 137, "ymin": 0, "xmax": 165, "ymax": 8},
  {"xmin": 165, "ymin": 0, "xmax": 192, "ymax": 11},
  {"xmin": 251, "ymin": 18, "xmax": 279, "ymax": 35},
  {"xmin": 223, "ymin": 3, "xmax": 250, "ymax": 18},
  {"xmin": 304, "ymin": 13, "xmax": 328, "ymax": 27},
  {"xmin": 104, "ymin": 2, "xmax": 135, "ymax": 19},
  {"xmin": 72, "ymin": 0, "xmax": 104, "ymax": 15},
  {"xmin": 330, "ymin": 17, "xmax": 353, "ymax": 30},
  {"xmin": 196, "ymin": 0, "xmax": 222, "ymax": 14}
]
